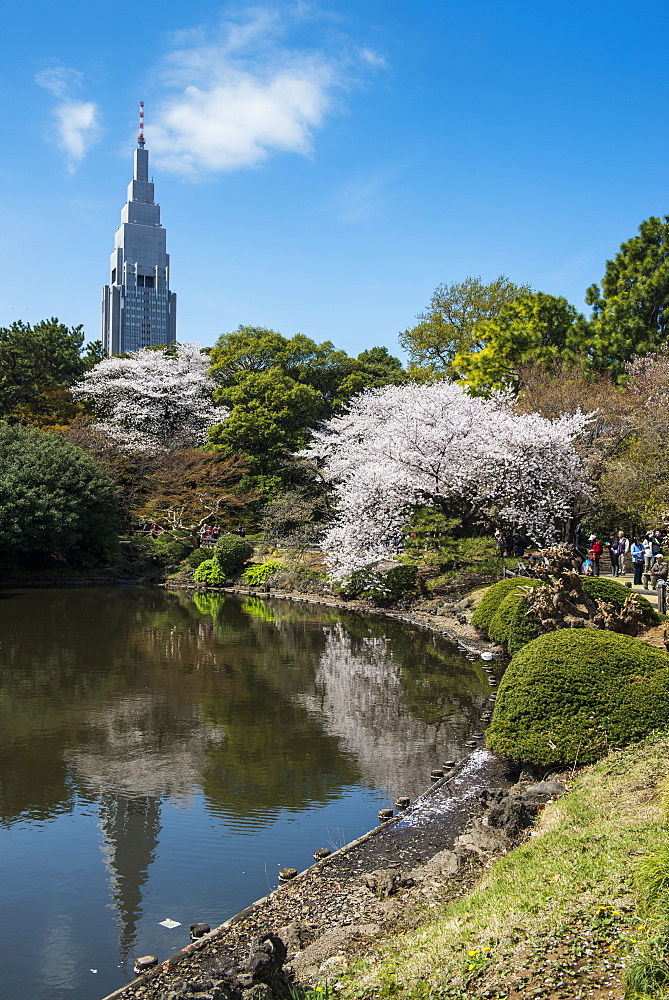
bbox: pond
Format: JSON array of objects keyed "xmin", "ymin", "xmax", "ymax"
[{"xmin": 0, "ymin": 587, "xmax": 492, "ymax": 1000}]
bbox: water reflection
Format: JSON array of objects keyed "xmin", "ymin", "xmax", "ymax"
[{"xmin": 0, "ymin": 587, "xmax": 490, "ymax": 1000}]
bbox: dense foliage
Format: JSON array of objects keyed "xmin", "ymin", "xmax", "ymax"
[
  {"xmin": 213, "ymin": 534, "xmax": 254, "ymax": 576},
  {"xmin": 487, "ymin": 629, "xmax": 669, "ymax": 765},
  {"xmin": 487, "ymin": 581, "xmax": 542, "ymax": 645},
  {"xmin": 193, "ymin": 558, "xmax": 227, "ymax": 586},
  {"xmin": 241, "ymin": 561, "xmax": 285, "ymax": 586},
  {"xmin": 471, "ymin": 577, "xmax": 541, "ymax": 632},
  {"xmin": 399, "ymin": 276, "xmax": 531, "ymax": 377},
  {"xmin": 0, "ymin": 422, "xmax": 119, "ymax": 564}
]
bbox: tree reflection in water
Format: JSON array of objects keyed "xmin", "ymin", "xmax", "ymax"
[{"xmin": 0, "ymin": 587, "xmax": 490, "ymax": 998}]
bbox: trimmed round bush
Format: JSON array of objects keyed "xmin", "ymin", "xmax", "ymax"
[
  {"xmin": 487, "ymin": 581, "xmax": 542, "ymax": 645},
  {"xmin": 472, "ymin": 578, "xmax": 538, "ymax": 633},
  {"xmin": 581, "ymin": 577, "xmax": 659, "ymax": 626},
  {"xmin": 214, "ymin": 534, "xmax": 254, "ymax": 576},
  {"xmin": 486, "ymin": 629, "xmax": 669, "ymax": 765},
  {"xmin": 188, "ymin": 548, "xmax": 211, "ymax": 569},
  {"xmin": 507, "ymin": 597, "xmax": 542, "ymax": 654}
]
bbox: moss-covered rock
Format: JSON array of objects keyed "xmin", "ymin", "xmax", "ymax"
[
  {"xmin": 486, "ymin": 629, "xmax": 669, "ymax": 765},
  {"xmin": 487, "ymin": 581, "xmax": 542, "ymax": 645},
  {"xmin": 581, "ymin": 577, "xmax": 660, "ymax": 626},
  {"xmin": 471, "ymin": 578, "xmax": 538, "ymax": 633}
]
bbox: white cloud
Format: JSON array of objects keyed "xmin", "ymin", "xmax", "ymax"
[
  {"xmin": 35, "ymin": 64, "xmax": 101, "ymax": 170},
  {"xmin": 35, "ymin": 66, "xmax": 83, "ymax": 98},
  {"xmin": 147, "ymin": 8, "xmax": 384, "ymax": 179},
  {"xmin": 54, "ymin": 101, "xmax": 100, "ymax": 166}
]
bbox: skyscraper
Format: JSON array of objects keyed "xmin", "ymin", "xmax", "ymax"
[{"xmin": 101, "ymin": 104, "xmax": 176, "ymax": 354}]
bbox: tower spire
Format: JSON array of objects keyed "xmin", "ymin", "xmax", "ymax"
[{"xmin": 137, "ymin": 101, "xmax": 145, "ymax": 148}]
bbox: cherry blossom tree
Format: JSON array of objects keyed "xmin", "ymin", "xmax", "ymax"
[
  {"xmin": 72, "ymin": 344, "xmax": 224, "ymax": 453},
  {"xmin": 305, "ymin": 381, "xmax": 591, "ymax": 578}
]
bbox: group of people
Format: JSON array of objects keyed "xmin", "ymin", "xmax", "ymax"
[
  {"xmin": 494, "ymin": 529, "xmax": 528, "ymax": 558},
  {"xmin": 579, "ymin": 527, "xmax": 668, "ymax": 590}
]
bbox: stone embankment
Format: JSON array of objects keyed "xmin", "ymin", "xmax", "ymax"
[{"xmin": 102, "ymin": 755, "xmax": 566, "ymax": 1000}]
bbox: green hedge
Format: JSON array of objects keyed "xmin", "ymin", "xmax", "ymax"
[
  {"xmin": 507, "ymin": 598, "xmax": 542, "ymax": 655},
  {"xmin": 487, "ymin": 581, "xmax": 542, "ymax": 645},
  {"xmin": 471, "ymin": 578, "xmax": 538, "ymax": 633},
  {"xmin": 214, "ymin": 534, "xmax": 254, "ymax": 576},
  {"xmin": 581, "ymin": 577, "xmax": 659, "ymax": 626},
  {"xmin": 486, "ymin": 629, "xmax": 669, "ymax": 765}
]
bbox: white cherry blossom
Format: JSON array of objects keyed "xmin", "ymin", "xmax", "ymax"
[
  {"xmin": 73, "ymin": 343, "xmax": 224, "ymax": 452},
  {"xmin": 305, "ymin": 381, "xmax": 590, "ymax": 577}
]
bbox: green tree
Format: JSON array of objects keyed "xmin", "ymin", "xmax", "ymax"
[
  {"xmin": 0, "ymin": 423, "xmax": 120, "ymax": 565},
  {"xmin": 211, "ymin": 367, "xmax": 325, "ymax": 479},
  {"xmin": 210, "ymin": 326, "xmax": 405, "ymax": 406},
  {"xmin": 0, "ymin": 318, "xmax": 86, "ymax": 419},
  {"xmin": 586, "ymin": 216, "xmax": 669, "ymax": 376},
  {"xmin": 454, "ymin": 292, "xmax": 588, "ymax": 393},
  {"xmin": 399, "ymin": 275, "xmax": 531, "ymax": 376}
]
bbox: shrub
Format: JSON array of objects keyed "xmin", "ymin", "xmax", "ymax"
[
  {"xmin": 582, "ymin": 577, "xmax": 660, "ymax": 626},
  {"xmin": 242, "ymin": 561, "xmax": 285, "ymax": 586},
  {"xmin": 188, "ymin": 548, "xmax": 211, "ymax": 569},
  {"xmin": 487, "ymin": 581, "xmax": 542, "ymax": 645},
  {"xmin": 340, "ymin": 564, "xmax": 418, "ymax": 603},
  {"xmin": 194, "ymin": 558, "xmax": 227, "ymax": 586},
  {"xmin": 507, "ymin": 598, "xmax": 542, "ymax": 654},
  {"xmin": 214, "ymin": 534, "xmax": 254, "ymax": 576},
  {"xmin": 153, "ymin": 533, "xmax": 191, "ymax": 565},
  {"xmin": 486, "ymin": 629, "xmax": 669, "ymax": 765},
  {"xmin": 0, "ymin": 422, "xmax": 119, "ymax": 565},
  {"xmin": 471, "ymin": 578, "xmax": 537, "ymax": 633}
]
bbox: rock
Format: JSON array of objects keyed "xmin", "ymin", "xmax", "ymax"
[
  {"xmin": 134, "ymin": 955, "xmax": 158, "ymax": 973},
  {"xmin": 244, "ymin": 933, "xmax": 287, "ymax": 984},
  {"xmin": 524, "ymin": 780, "xmax": 566, "ymax": 798},
  {"xmin": 487, "ymin": 795, "xmax": 535, "ymax": 837},
  {"xmin": 190, "ymin": 922, "xmax": 211, "ymax": 939},
  {"xmin": 278, "ymin": 867, "xmax": 298, "ymax": 881},
  {"xmin": 276, "ymin": 919, "xmax": 314, "ymax": 956},
  {"xmin": 455, "ymin": 597, "xmax": 474, "ymax": 610},
  {"xmin": 361, "ymin": 869, "xmax": 415, "ymax": 898}
]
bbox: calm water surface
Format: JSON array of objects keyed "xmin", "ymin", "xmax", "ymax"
[{"xmin": 0, "ymin": 587, "xmax": 491, "ymax": 1000}]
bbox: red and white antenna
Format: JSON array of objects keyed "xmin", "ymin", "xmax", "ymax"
[{"xmin": 138, "ymin": 101, "xmax": 145, "ymax": 148}]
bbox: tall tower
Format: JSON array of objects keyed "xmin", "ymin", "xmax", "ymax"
[{"xmin": 101, "ymin": 103, "xmax": 176, "ymax": 354}]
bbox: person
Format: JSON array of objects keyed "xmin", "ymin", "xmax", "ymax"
[
  {"xmin": 617, "ymin": 530, "xmax": 630, "ymax": 575},
  {"xmin": 643, "ymin": 533, "xmax": 655, "ymax": 575},
  {"xmin": 631, "ymin": 537, "xmax": 645, "ymax": 586},
  {"xmin": 608, "ymin": 533, "xmax": 621, "ymax": 577},
  {"xmin": 512, "ymin": 531, "xmax": 526, "ymax": 558},
  {"xmin": 504, "ymin": 532, "xmax": 514, "ymax": 557},
  {"xmin": 588, "ymin": 535, "xmax": 602, "ymax": 576},
  {"xmin": 646, "ymin": 553, "xmax": 668, "ymax": 591},
  {"xmin": 494, "ymin": 528, "xmax": 505, "ymax": 555}
]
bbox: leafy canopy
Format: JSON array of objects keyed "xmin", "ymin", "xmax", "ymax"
[
  {"xmin": 455, "ymin": 292, "xmax": 589, "ymax": 393},
  {"xmin": 0, "ymin": 422, "xmax": 119, "ymax": 564},
  {"xmin": 0, "ymin": 318, "xmax": 86, "ymax": 419},
  {"xmin": 399, "ymin": 276, "xmax": 531, "ymax": 376},
  {"xmin": 586, "ymin": 215, "xmax": 669, "ymax": 375}
]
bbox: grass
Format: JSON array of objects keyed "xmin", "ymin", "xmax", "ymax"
[{"xmin": 328, "ymin": 733, "xmax": 669, "ymax": 1000}]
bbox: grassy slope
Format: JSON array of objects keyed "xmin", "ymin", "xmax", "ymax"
[{"xmin": 339, "ymin": 735, "xmax": 669, "ymax": 1000}]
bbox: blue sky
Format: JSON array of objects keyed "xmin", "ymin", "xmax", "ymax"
[{"xmin": 1, "ymin": 1, "xmax": 667, "ymax": 357}]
